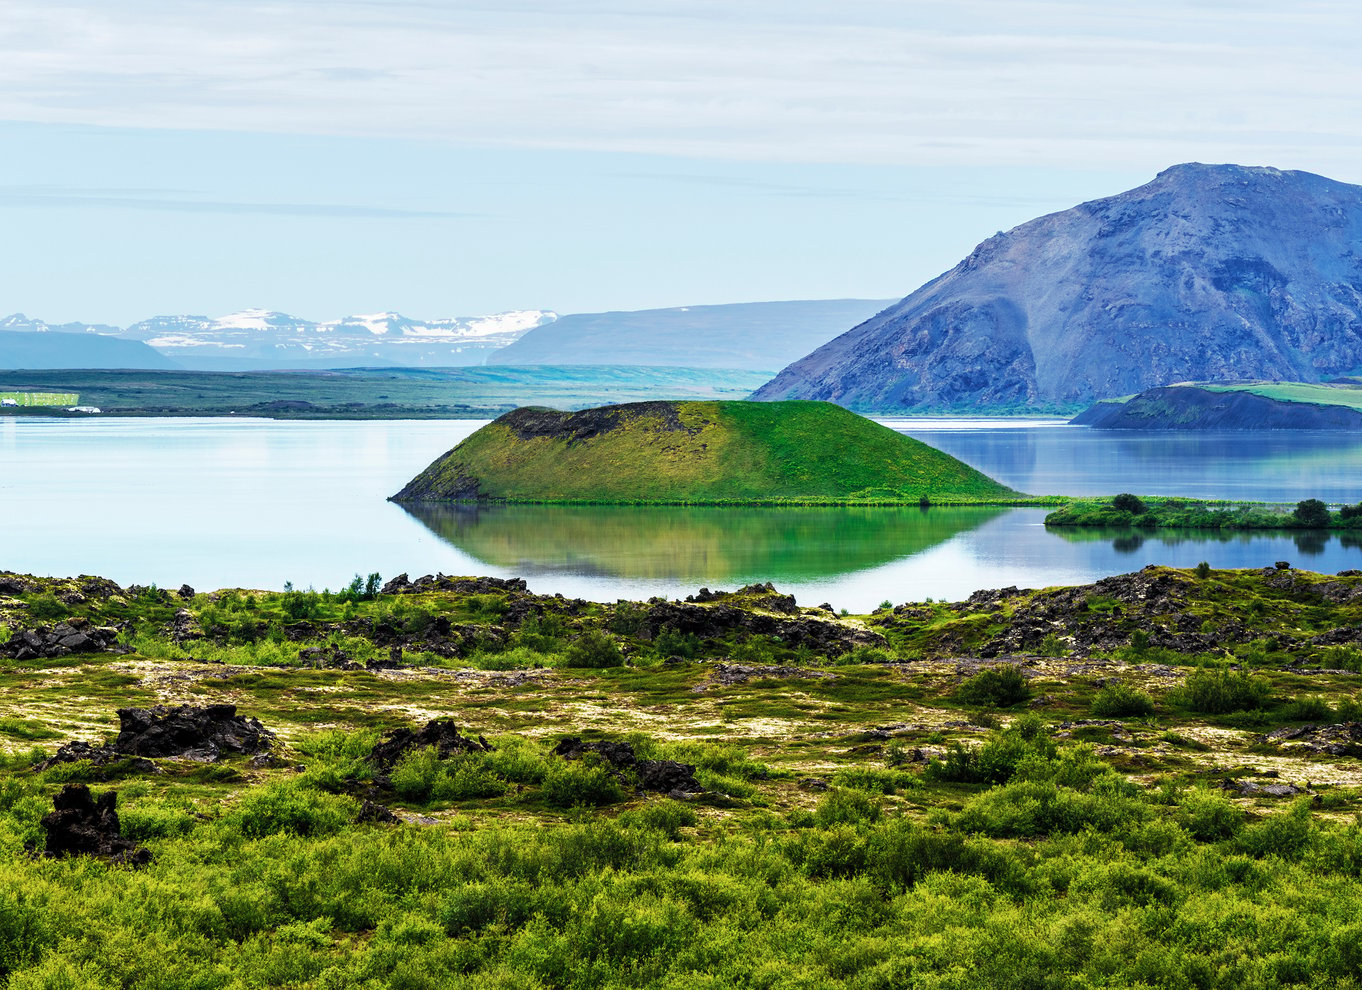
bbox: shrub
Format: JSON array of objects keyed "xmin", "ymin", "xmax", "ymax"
[
  {"xmin": 1284, "ymin": 696, "xmax": 1334, "ymax": 722},
  {"xmin": 1294, "ymin": 498, "xmax": 1331, "ymax": 528},
  {"xmin": 954, "ymin": 779, "xmax": 1148, "ymax": 838},
  {"xmin": 1176, "ymin": 789, "xmax": 1244, "ymax": 841},
  {"xmin": 618, "ymin": 801, "xmax": 697, "ymax": 839},
  {"xmin": 955, "ymin": 666, "xmax": 1031, "ymax": 707},
  {"xmin": 1181, "ymin": 667, "xmax": 1271, "ymax": 714},
  {"xmin": 541, "ymin": 758, "xmax": 627, "ymax": 807},
  {"xmin": 813, "ymin": 788, "xmax": 882, "ymax": 827},
  {"xmin": 1090, "ymin": 682, "xmax": 1155, "ymax": 718},
  {"xmin": 1112, "ymin": 493, "xmax": 1145, "ymax": 515},
  {"xmin": 652, "ymin": 625, "xmax": 702, "ymax": 659},
  {"xmin": 560, "ymin": 630, "xmax": 625, "ymax": 669},
  {"xmin": 1239, "ymin": 799, "xmax": 1314, "ymax": 859},
  {"xmin": 25, "ymin": 593, "xmax": 64, "ymax": 621},
  {"xmin": 517, "ymin": 613, "xmax": 568, "ymax": 652},
  {"xmin": 1194, "ymin": 560, "xmax": 1212, "ymax": 579},
  {"xmin": 233, "ymin": 781, "xmax": 354, "ymax": 838},
  {"xmin": 1340, "ymin": 502, "xmax": 1362, "ymax": 522}
]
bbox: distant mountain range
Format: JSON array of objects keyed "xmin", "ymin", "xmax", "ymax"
[
  {"xmin": 0, "ymin": 309, "xmax": 558, "ymax": 370},
  {"xmin": 755, "ymin": 163, "xmax": 1362, "ymax": 413},
  {"xmin": 0, "ymin": 330, "xmax": 176, "ymax": 371},
  {"xmin": 493, "ymin": 300, "xmax": 895, "ymax": 371},
  {"xmin": 0, "ymin": 300, "xmax": 892, "ymax": 373}
]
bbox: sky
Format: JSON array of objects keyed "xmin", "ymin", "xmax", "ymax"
[{"xmin": 2, "ymin": 0, "xmax": 1360, "ymax": 325}]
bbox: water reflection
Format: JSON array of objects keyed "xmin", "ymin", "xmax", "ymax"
[
  {"xmin": 1050, "ymin": 526, "xmax": 1362, "ymax": 559},
  {"xmin": 401, "ymin": 503, "xmax": 1007, "ymax": 584}
]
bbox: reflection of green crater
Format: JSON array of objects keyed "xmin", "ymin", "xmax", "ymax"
[{"xmin": 403, "ymin": 503, "xmax": 1006, "ymax": 583}]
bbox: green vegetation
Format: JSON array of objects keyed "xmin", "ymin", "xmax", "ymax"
[
  {"xmin": 1046, "ymin": 494, "xmax": 1362, "ymax": 532},
  {"xmin": 5, "ymin": 564, "xmax": 1362, "ymax": 985},
  {"xmin": 0, "ymin": 367, "xmax": 770, "ymax": 420},
  {"xmin": 396, "ymin": 400, "xmax": 1020, "ymax": 504},
  {"xmin": 1204, "ymin": 380, "xmax": 1362, "ymax": 410},
  {"xmin": 0, "ymin": 392, "xmax": 77, "ymax": 406}
]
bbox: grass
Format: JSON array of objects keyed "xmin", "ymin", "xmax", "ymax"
[
  {"xmin": 0, "ymin": 392, "xmax": 77, "ymax": 406},
  {"xmin": 5, "ymin": 564, "xmax": 1362, "ymax": 984},
  {"xmin": 1045, "ymin": 494, "xmax": 1362, "ymax": 532},
  {"xmin": 0, "ymin": 368, "xmax": 769, "ymax": 420},
  {"xmin": 395, "ymin": 400, "xmax": 1021, "ymax": 504},
  {"xmin": 1202, "ymin": 381, "xmax": 1362, "ymax": 410}
]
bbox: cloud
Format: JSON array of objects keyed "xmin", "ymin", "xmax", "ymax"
[
  {"xmin": 0, "ymin": 185, "xmax": 470, "ymax": 219},
  {"xmin": 0, "ymin": 0, "xmax": 1358, "ymax": 174}
]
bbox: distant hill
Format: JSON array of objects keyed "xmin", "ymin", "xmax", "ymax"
[
  {"xmin": 490, "ymin": 300, "xmax": 896, "ymax": 371},
  {"xmin": 755, "ymin": 164, "xmax": 1362, "ymax": 413},
  {"xmin": 1074, "ymin": 382, "xmax": 1362, "ymax": 429},
  {"xmin": 0, "ymin": 331, "xmax": 177, "ymax": 370},
  {"xmin": 392, "ymin": 400, "xmax": 1014, "ymax": 504}
]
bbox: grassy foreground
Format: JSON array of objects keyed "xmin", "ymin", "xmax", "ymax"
[
  {"xmin": 394, "ymin": 400, "xmax": 1018, "ymax": 504},
  {"xmin": 5, "ymin": 566, "xmax": 1362, "ymax": 986}
]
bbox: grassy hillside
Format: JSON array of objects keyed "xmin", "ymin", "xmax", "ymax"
[
  {"xmin": 0, "ymin": 367, "xmax": 769, "ymax": 419},
  {"xmin": 1202, "ymin": 381, "xmax": 1362, "ymax": 408},
  {"xmin": 393, "ymin": 400, "xmax": 1018, "ymax": 504},
  {"xmin": 7, "ymin": 565, "xmax": 1362, "ymax": 986}
]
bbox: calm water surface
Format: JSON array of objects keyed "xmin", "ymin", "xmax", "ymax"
[{"xmin": 4, "ymin": 416, "xmax": 1362, "ymax": 611}]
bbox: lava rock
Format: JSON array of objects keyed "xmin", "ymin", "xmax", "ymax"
[
  {"xmin": 367, "ymin": 719, "xmax": 493, "ymax": 771},
  {"xmin": 39, "ymin": 784, "xmax": 151, "ymax": 865},
  {"xmin": 114, "ymin": 705, "xmax": 275, "ymax": 761},
  {"xmin": 356, "ymin": 799, "xmax": 403, "ymax": 825},
  {"xmin": 551, "ymin": 737, "xmax": 702, "ymax": 796}
]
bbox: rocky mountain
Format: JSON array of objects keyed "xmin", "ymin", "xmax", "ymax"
[
  {"xmin": 491, "ymin": 300, "xmax": 895, "ymax": 371},
  {"xmin": 753, "ymin": 164, "xmax": 1362, "ymax": 413},
  {"xmin": 0, "ymin": 331, "xmax": 177, "ymax": 370},
  {"xmin": 0, "ymin": 313, "xmax": 122, "ymax": 336}
]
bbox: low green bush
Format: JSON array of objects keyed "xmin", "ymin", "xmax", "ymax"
[
  {"xmin": 1090, "ymin": 682, "xmax": 1156, "ymax": 718},
  {"xmin": 955, "ymin": 666, "xmax": 1031, "ymax": 707},
  {"xmin": 232, "ymin": 781, "xmax": 355, "ymax": 838},
  {"xmin": 541, "ymin": 757, "xmax": 627, "ymax": 807},
  {"xmin": 1175, "ymin": 789, "xmax": 1244, "ymax": 841},
  {"xmin": 1239, "ymin": 799, "xmax": 1314, "ymax": 859},
  {"xmin": 1179, "ymin": 667, "xmax": 1272, "ymax": 714},
  {"xmin": 559, "ymin": 630, "xmax": 625, "ymax": 669}
]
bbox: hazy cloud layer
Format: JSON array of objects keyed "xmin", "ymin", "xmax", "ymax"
[{"xmin": 2, "ymin": 0, "xmax": 1359, "ymax": 172}]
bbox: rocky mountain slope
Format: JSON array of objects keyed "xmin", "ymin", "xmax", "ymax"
[
  {"xmin": 491, "ymin": 299, "xmax": 895, "ymax": 371},
  {"xmin": 754, "ymin": 164, "xmax": 1362, "ymax": 413}
]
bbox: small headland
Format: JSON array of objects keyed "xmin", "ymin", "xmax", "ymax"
[
  {"xmin": 391, "ymin": 399, "xmax": 1020, "ymax": 504},
  {"xmin": 1046, "ymin": 493, "xmax": 1362, "ymax": 532},
  {"xmin": 1073, "ymin": 381, "xmax": 1362, "ymax": 429}
]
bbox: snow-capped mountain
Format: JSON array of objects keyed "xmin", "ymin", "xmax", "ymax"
[
  {"xmin": 122, "ymin": 308, "xmax": 557, "ymax": 366},
  {"xmin": 0, "ymin": 313, "xmax": 122, "ymax": 336}
]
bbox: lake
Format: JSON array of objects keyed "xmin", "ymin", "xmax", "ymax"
[{"xmin": 3, "ymin": 415, "xmax": 1362, "ymax": 611}]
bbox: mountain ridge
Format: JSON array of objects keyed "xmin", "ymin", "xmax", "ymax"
[{"xmin": 753, "ymin": 163, "xmax": 1362, "ymax": 413}]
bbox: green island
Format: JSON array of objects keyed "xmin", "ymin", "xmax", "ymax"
[
  {"xmin": 1046, "ymin": 493, "xmax": 1362, "ymax": 533},
  {"xmin": 393, "ymin": 400, "xmax": 1026, "ymax": 505},
  {"xmin": 1073, "ymin": 381, "xmax": 1362, "ymax": 430},
  {"xmin": 6, "ymin": 564, "xmax": 1362, "ymax": 986}
]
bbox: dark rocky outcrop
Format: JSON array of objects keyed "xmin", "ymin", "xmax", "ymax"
[
  {"xmin": 366, "ymin": 719, "xmax": 493, "ymax": 771},
  {"xmin": 1, "ymin": 619, "xmax": 123, "ymax": 661},
  {"xmin": 640, "ymin": 599, "xmax": 884, "ymax": 656},
  {"xmin": 1074, "ymin": 385, "xmax": 1362, "ymax": 430},
  {"xmin": 356, "ymin": 799, "xmax": 403, "ymax": 825},
  {"xmin": 1260, "ymin": 722, "xmax": 1362, "ymax": 757},
  {"xmin": 551, "ymin": 737, "xmax": 702, "ymax": 797},
  {"xmin": 113, "ymin": 705, "xmax": 275, "ymax": 761},
  {"xmin": 39, "ymin": 784, "xmax": 151, "ymax": 865},
  {"xmin": 380, "ymin": 573, "xmax": 528, "ymax": 596},
  {"xmin": 755, "ymin": 164, "xmax": 1362, "ymax": 413}
]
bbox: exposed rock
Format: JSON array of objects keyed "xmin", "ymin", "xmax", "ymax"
[
  {"xmin": 39, "ymin": 784, "xmax": 151, "ymax": 865},
  {"xmin": 35, "ymin": 741, "xmax": 158, "ymax": 775},
  {"xmin": 551, "ymin": 737, "xmax": 702, "ymax": 797},
  {"xmin": 1, "ymin": 620, "xmax": 122, "ymax": 661},
  {"xmin": 356, "ymin": 799, "xmax": 402, "ymax": 825},
  {"xmin": 1228, "ymin": 779, "xmax": 1312, "ymax": 798},
  {"xmin": 640, "ymin": 600, "xmax": 883, "ymax": 657},
  {"xmin": 367, "ymin": 719, "xmax": 494, "ymax": 771},
  {"xmin": 711, "ymin": 663, "xmax": 836, "ymax": 686},
  {"xmin": 114, "ymin": 705, "xmax": 275, "ymax": 761},
  {"xmin": 379, "ymin": 573, "xmax": 528, "ymax": 596},
  {"xmin": 1260, "ymin": 722, "xmax": 1362, "ymax": 757},
  {"xmin": 168, "ymin": 609, "xmax": 202, "ymax": 642},
  {"xmin": 686, "ymin": 583, "xmax": 799, "ymax": 614}
]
